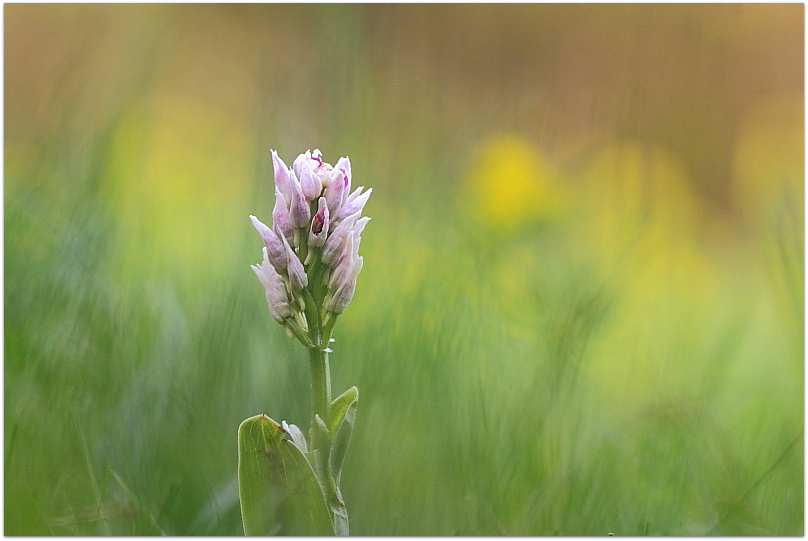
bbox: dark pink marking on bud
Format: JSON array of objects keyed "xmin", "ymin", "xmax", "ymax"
[{"xmin": 311, "ymin": 209, "xmax": 325, "ymax": 235}]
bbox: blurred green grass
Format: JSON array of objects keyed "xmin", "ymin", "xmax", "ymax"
[{"xmin": 5, "ymin": 4, "xmax": 804, "ymax": 535}]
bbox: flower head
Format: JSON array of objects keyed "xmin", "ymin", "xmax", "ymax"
[{"xmin": 251, "ymin": 149, "xmax": 371, "ymax": 342}]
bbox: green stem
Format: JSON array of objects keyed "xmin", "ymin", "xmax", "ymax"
[
  {"xmin": 308, "ymin": 345, "xmax": 332, "ymax": 429},
  {"xmin": 308, "ymin": 314, "xmax": 348, "ymax": 535},
  {"xmin": 303, "ymin": 289, "xmax": 322, "ymax": 344}
]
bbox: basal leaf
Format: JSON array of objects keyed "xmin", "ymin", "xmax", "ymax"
[{"xmin": 238, "ymin": 414, "xmax": 334, "ymax": 536}]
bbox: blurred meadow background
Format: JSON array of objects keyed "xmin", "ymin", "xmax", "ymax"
[{"xmin": 4, "ymin": 4, "xmax": 804, "ymax": 535}]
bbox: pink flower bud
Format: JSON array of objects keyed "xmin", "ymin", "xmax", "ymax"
[
  {"xmin": 252, "ymin": 248, "xmax": 292, "ymax": 323},
  {"xmin": 332, "ymin": 188, "xmax": 371, "ymax": 230},
  {"xmin": 326, "ymin": 265, "xmax": 360, "ymax": 315},
  {"xmin": 292, "ymin": 150, "xmax": 320, "ymax": 181},
  {"xmin": 287, "ymin": 169, "xmax": 311, "ymax": 228},
  {"xmin": 271, "ymin": 150, "xmax": 294, "ymax": 202},
  {"xmin": 250, "ymin": 215, "xmax": 287, "ymax": 275},
  {"xmin": 328, "ymin": 235, "xmax": 354, "ymax": 292},
  {"xmin": 308, "ymin": 197, "xmax": 330, "ymax": 248},
  {"xmin": 321, "ymin": 212, "xmax": 359, "ymax": 266},
  {"xmin": 298, "ymin": 158, "xmax": 323, "ymax": 201},
  {"xmin": 323, "ymin": 168, "xmax": 347, "ymax": 215},
  {"xmin": 353, "ymin": 216, "xmax": 370, "ymax": 237},
  {"xmin": 281, "ymin": 233, "xmax": 308, "ymax": 290},
  {"xmin": 334, "ymin": 156, "xmax": 352, "ymax": 196},
  {"xmin": 335, "ymin": 253, "xmax": 363, "ymax": 313},
  {"xmin": 272, "ymin": 188, "xmax": 294, "ymax": 244},
  {"xmin": 326, "ymin": 215, "xmax": 369, "ymax": 305}
]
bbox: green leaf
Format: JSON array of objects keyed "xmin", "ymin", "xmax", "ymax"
[
  {"xmin": 329, "ymin": 386, "xmax": 358, "ymax": 437},
  {"xmin": 329, "ymin": 386, "xmax": 358, "ymax": 485},
  {"xmin": 237, "ymin": 414, "xmax": 334, "ymax": 536}
]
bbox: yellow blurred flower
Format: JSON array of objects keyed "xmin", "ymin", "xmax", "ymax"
[{"xmin": 461, "ymin": 134, "xmax": 565, "ymax": 233}]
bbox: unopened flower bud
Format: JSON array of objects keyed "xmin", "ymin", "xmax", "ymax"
[
  {"xmin": 250, "ymin": 215, "xmax": 287, "ymax": 275},
  {"xmin": 324, "ymin": 169, "xmax": 348, "ymax": 215},
  {"xmin": 328, "ymin": 235, "xmax": 354, "ymax": 291},
  {"xmin": 328, "ymin": 236, "xmax": 364, "ymax": 294},
  {"xmin": 281, "ymin": 233, "xmax": 308, "ymax": 290},
  {"xmin": 334, "ymin": 156, "xmax": 352, "ymax": 195},
  {"xmin": 353, "ymin": 216, "xmax": 370, "ymax": 238},
  {"xmin": 292, "ymin": 150, "xmax": 320, "ymax": 181},
  {"xmin": 272, "ymin": 188, "xmax": 294, "ymax": 244},
  {"xmin": 298, "ymin": 159, "xmax": 323, "ymax": 201},
  {"xmin": 321, "ymin": 213, "xmax": 359, "ymax": 266},
  {"xmin": 326, "ymin": 275, "xmax": 358, "ymax": 315},
  {"xmin": 287, "ymin": 170, "xmax": 311, "ymax": 229},
  {"xmin": 332, "ymin": 188, "xmax": 372, "ymax": 230},
  {"xmin": 252, "ymin": 248, "xmax": 292, "ymax": 323},
  {"xmin": 271, "ymin": 150, "xmax": 294, "ymax": 202}
]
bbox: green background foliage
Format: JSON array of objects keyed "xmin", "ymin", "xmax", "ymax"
[{"xmin": 5, "ymin": 4, "xmax": 803, "ymax": 535}]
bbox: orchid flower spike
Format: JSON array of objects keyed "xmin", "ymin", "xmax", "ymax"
[{"xmin": 250, "ymin": 149, "xmax": 371, "ymax": 343}]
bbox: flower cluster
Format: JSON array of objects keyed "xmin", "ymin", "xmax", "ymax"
[{"xmin": 251, "ymin": 149, "xmax": 371, "ymax": 344}]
